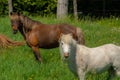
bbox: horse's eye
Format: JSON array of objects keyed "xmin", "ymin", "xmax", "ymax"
[{"xmin": 61, "ymin": 42, "xmax": 64, "ymax": 45}]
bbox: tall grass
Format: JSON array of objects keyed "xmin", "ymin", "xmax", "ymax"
[{"xmin": 0, "ymin": 16, "xmax": 120, "ymax": 80}]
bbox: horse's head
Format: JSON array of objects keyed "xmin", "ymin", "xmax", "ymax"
[
  {"xmin": 59, "ymin": 34, "xmax": 73, "ymax": 59},
  {"xmin": 9, "ymin": 12, "xmax": 21, "ymax": 34}
]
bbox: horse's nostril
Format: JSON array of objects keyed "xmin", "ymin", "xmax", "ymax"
[
  {"xmin": 64, "ymin": 53, "xmax": 69, "ymax": 58},
  {"xmin": 13, "ymin": 30, "xmax": 17, "ymax": 34}
]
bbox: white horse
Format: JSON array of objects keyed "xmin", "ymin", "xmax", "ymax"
[{"xmin": 59, "ymin": 34, "xmax": 120, "ymax": 80}]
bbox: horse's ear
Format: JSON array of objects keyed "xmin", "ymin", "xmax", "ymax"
[
  {"xmin": 59, "ymin": 33, "xmax": 64, "ymax": 42},
  {"xmin": 17, "ymin": 12, "xmax": 21, "ymax": 16},
  {"xmin": 10, "ymin": 12, "xmax": 13, "ymax": 15},
  {"xmin": 68, "ymin": 33, "xmax": 72, "ymax": 37}
]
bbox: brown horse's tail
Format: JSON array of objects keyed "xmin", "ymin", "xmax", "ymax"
[
  {"xmin": 76, "ymin": 28, "xmax": 85, "ymax": 45},
  {"xmin": 0, "ymin": 34, "xmax": 25, "ymax": 48}
]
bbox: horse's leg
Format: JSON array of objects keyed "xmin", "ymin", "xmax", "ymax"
[
  {"xmin": 31, "ymin": 46, "xmax": 42, "ymax": 62},
  {"xmin": 116, "ymin": 70, "xmax": 120, "ymax": 79},
  {"xmin": 78, "ymin": 68, "xmax": 86, "ymax": 80},
  {"xmin": 107, "ymin": 66, "xmax": 115, "ymax": 80}
]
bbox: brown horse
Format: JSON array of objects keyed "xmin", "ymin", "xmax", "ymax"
[{"xmin": 9, "ymin": 12, "xmax": 85, "ymax": 62}]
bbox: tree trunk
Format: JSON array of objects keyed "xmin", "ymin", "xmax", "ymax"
[
  {"xmin": 103, "ymin": 0, "xmax": 106, "ymax": 16},
  {"xmin": 8, "ymin": 0, "xmax": 13, "ymax": 15},
  {"xmin": 73, "ymin": 0, "xmax": 78, "ymax": 20},
  {"xmin": 57, "ymin": 0, "xmax": 68, "ymax": 19}
]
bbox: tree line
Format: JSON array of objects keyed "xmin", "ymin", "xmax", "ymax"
[
  {"xmin": 2, "ymin": 0, "xmax": 57, "ymax": 15},
  {"xmin": 1, "ymin": 0, "xmax": 78, "ymax": 19}
]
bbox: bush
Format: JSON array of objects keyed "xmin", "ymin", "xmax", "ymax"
[
  {"xmin": 0, "ymin": 0, "xmax": 57, "ymax": 16},
  {"xmin": 0, "ymin": 0, "xmax": 8, "ymax": 15}
]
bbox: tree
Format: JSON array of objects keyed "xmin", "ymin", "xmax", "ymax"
[
  {"xmin": 57, "ymin": 0, "xmax": 68, "ymax": 19},
  {"xmin": 73, "ymin": 0, "xmax": 78, "ymax": 19},
  {"xmin": 8, "ymin": 0, "xmax": 13, "ymax": 15}
]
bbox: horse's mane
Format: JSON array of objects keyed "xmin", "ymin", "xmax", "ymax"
[{"xmin": 20, "ymin": 14, "xmax": 42, "ymax": 29}]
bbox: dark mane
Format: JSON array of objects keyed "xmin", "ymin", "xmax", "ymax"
[{"xmin": 19, "ymin": 14, "xmax": 42, "ymax": 29}]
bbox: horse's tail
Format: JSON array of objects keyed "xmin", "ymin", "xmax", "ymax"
[
  {"xmin": 76, "ymin": 28, "xmax": 85, "ymax": 45},
  {"xmin": 0, "ymin": 34, "xmax": 25, "ymax": 48}
]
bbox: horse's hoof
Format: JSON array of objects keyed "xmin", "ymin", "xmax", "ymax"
[{"xmin": 38, "ymin": 59, "xmax": 43, "ymax": 64}]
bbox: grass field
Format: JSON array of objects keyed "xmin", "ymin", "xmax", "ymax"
[{"xmin": 0, "ymin": 16, "xmax": 120, "ymax": 80}]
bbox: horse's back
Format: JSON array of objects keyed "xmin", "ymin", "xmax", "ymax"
[
  {"xmin": 58, "ymin": 24, "xmax": 76, "ymax": 33},
  {"xmin": 102, "ymin": 44, "xmax": 120, "ymax": 54},
  {"xmin": 89, "ymin": 44, "xmax": 120, "ymax": 57}
]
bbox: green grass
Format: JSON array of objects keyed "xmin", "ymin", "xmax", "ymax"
[{"xmin": 0, "ymin": 16, "xmax": 120, "ymax": 80}]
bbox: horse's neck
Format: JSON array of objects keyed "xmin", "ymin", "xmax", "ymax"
[
  {"xmin": 68, "ymin": 39, "xmax": 78, "ymax": 74},
  {"xmin": 69, "ymin": 39, "xmax": 77, "ymax": 58},
  {"xmin": 18, "ymin": 16, "xmax": 32, "ymax": 39},
  {"xmin": 18, "ymin": 25, "xmax": 26, "ymax": 40},
  {"xmin": 20, "ymin": 15, "xmax": 34, "ymax": 30}
]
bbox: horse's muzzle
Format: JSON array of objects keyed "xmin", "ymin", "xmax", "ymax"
[
  {"xmin": 64, "ymin": 53, "xmax": 69, "ymax": 58},
  {"xmin": 13, "ymin": 30, "xmax": 18, "ymax": 34}
]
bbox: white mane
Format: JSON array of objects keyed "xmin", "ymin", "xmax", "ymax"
[{"xmin": 59, "ymin": 34, "xmax": 120, "ymax": 80}]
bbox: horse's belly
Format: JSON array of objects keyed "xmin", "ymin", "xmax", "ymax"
[
  {"xmin": 91, "ymin": 64, "xmax": 111, "ymax": 74},
  {"xmin": 39, "ymin": 42, "xmax": 59, "ymax": 49}
]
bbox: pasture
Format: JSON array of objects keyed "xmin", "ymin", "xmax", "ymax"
[{"xmin": 0, "ymin": 16, "xmax": 120, "ymax": 80}]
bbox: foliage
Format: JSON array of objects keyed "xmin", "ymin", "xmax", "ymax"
[
  {"xmin": 0, "ymin": 0, "xmax": 8, "ymax": 15},
  {"xmin": 0, "ymin": 0, "xmax": 57, "ymax": 16}
]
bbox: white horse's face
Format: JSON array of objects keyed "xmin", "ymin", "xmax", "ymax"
[{"xmin": 60, "ymin": 41, "xmax": 70, "ymax": 58}]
